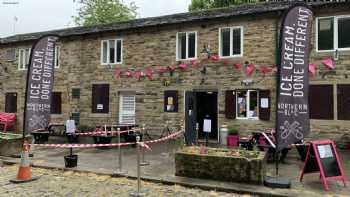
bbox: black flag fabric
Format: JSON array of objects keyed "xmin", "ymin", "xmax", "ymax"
[
  {"xmin": 24, "ymin": 35, "xmax": 59, "ymax": 135},
  {"xmin": 276, "ymin": 5, "xmax": 313, "ymax": 151}
]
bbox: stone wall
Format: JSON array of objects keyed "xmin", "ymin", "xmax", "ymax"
[{"xmin": 0, "ymin": 6, "xmax": 349, "ymax": 142}]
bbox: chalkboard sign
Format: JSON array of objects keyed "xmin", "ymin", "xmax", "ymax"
[{"xmin": 300, "ymin": 140, "xmax": 347, "ymax": 191}]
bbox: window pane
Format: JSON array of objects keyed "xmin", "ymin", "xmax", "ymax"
[
  {"xmin": 25, "ymin": 49, "xmax": 30, "ymax": 69},
  {"xmin": 188, "ymin": 33, "xmax": 196, "ymax": 58},
  {"xmin": 318, "ymin": 18, "xmax": 334, "ymax": 50},
  {"xmin": 25, "ymin": 49, "xmax": 30, "ymax": 62},
  {"xmin": 232, "ymin": 28, "xmax": 241, "ymax": 55},
  {"xmin": 5, "ymin": 93, "xmax": 17, "ymax": 113},
  {"xmin": 338, "ymin": 17, "xmax": 350, "ymax": 49},
  {"xmin": 221, "ymin": 28, "xmax": 230, "ymax": 56},
  {"xmin": 337, "ymin": 85, "xmax": 350, "ymax": 120},
  {"xmin": 237, "ymin": 91, "xmax": 247, "ymax": 118},
  {"xmin": 19, "ymin": 50, "xmax": 24, "ymax": 69},
  {"xmin": 178, "ymin": 33, "xmax": 186, "ymax": 59},
  {"xmin": 102, "ymin": 41, "xmax": 108, "ymax": 63},
  {"xmin": 109, "ymin": 40, "xmax": 115, "ymax": 63},
  {"xmin": 249, "ymin": 91, "xmax": 258, "ymax": 118},
  {"xmin": 116, "ymin": 40, "xmax": 122, "ymax": 63},
  {"xmin": 92, "ymin": 84, "xmax": 109, "ymax": 113},
  {"xmin": 55, "ymin": 46, "xmax": 59, "ymax": 68},
  {"xmin": 309, "ymin": 85, "xmax": 333, "ymax": 120},
  {"xmin": 50, "ymin": 92, "xmax": 62, "ymax": 114}
]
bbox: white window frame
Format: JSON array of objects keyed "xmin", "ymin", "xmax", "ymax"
[
  {"xmin": 236, "ymin": 90, "xmax": 259, "ymax": 120},
  {"xmin": 100, "ymin": 39, "xmax": 123, "ymax": 65},
  {"xmin": 119, "ymin": 94, "xmax": 136, "ymax": 125},
  {"xmin": 316, "ymin": 15, "xmax": 350, "ymax": 52},
  {"xmin": 54, "ymin": 46, "xmax": 60, "ymax": 69},
  {"xmin": 176, "ymin": 31, "xmax": 197, "ymax": 61},
  {"xmin": 219, "ymin": 26, "xmax": 244, "ymax": 58},
  {"xmin": 18, "ymin": 48, "xmax": 31, "ymax": 70}
]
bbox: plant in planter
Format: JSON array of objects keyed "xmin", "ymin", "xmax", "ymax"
[{"xmin": 227, "ymin": 128, "xmax": 239, "ymax": 147}]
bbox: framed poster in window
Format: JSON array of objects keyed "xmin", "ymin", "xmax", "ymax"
[{"xmin": 164, "ymin": 90, "xmax": 178, "ymax": 112}]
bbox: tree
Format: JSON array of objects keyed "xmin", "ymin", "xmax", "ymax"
[
  {"xmin": 189, "ymin": 0, "xmax": 261, "ymax": 11},
  {"xmin": 74, "ymin": 0, "xmax": 138, "ymax": 26}
]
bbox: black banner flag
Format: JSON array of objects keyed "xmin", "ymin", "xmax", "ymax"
[
  {"xmin": 276, "ymin": 5, "xmax": 313, "ymax": 151},
  {"xmin": 24, "ymin": 35, "xmax": 59, "ymax": 135}
]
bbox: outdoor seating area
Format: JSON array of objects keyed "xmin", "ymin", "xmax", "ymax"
[{"xmin": 230, "ymin": 128, "xmax": 309, "ymax": 164}]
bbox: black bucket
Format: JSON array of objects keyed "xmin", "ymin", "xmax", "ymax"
[{"xmin": 64, "ymin": 155, "xmax": 78, "ymax": 168}]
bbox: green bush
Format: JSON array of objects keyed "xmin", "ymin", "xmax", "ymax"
[{"xmin": 228, "ymin": 128, "xmax": 239, "ymax": 135}]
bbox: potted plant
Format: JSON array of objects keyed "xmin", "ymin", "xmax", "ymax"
[{"xmin": 227, "ymin": 128, "xmax": 239, "ymax": 147}]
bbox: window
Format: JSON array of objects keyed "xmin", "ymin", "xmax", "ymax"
[
  {"xmin": 51, "ymin": 92, "xmax": 62, "ymax": 114},
  {"xmin": 236, "ymin": 90, "xmax": 258, "ymax": 119},
  {"xmin": 337, "ymin": 85, "xmax": 350, "ymax": 120},
  {"xmin": 92, "ymin": 84, "xmax": 109, "ymax": 113},
  {"xmin": 176, "ymin": 32, "xmax": 197, "ymax": 60},
  {"xmin": 18, "ymin": 48, "xmax": 31, "ymax": 70},
  {"xmin": 71, "ymin": 112, "xmax": 80, "ymax": 126},
  {"xmin": 119, "ymin": 94, "xmax": 135, "ymax": 125},
  {"xmin": 317, "ymin": 16, "xmax": 350, "ymax": 51},
  {"xmin": 309, "ymin": 85, "xmax": 333, "ymax": 120},
  {"xmin": 219, "ymin": 27, "xmax": 243, "ymax": 57},
  {"xmin": 72, "ymin": 88, "xmax": 80, "ymax": 99},
  {"xmin": 5, "ymin": 92, "xmax": 17, "ymax": 113},
  {"xmin": 101, "ymin": 39, "xmax": 122, "ymax": 64},
  {"xmin": 164, "ymin": 90, "xmax": 178, "ymax": 112},
  {"xmin": 54, "ymin": 46, "xmax": 60, "ymax": 68}
]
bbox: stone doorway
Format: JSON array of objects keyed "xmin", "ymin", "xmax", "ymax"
[{"xmin": 195, "ymin": 91, "xmax": 218, "ymax": 141}]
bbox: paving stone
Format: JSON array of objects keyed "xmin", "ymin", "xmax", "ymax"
[{"xmin": 0, "ymin": 166, "xmax": 246, "ymax": 197}]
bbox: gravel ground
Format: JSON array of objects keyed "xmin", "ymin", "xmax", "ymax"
[{"xmin": 0, "ymin": 165, "xmax": 251, "ymax": 197}]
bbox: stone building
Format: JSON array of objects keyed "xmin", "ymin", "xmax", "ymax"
[{"xmin": 0, "ymin": 1, "xmax": 349, "ymax": 143}]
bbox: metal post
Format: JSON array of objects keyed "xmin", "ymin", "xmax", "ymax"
[
  {"xmin": 114, "ymin": 127, "xmax": 127, "ymax": 175},
  {"xmin": 130, "ymin": 135, "xmax": 146, "ymax": 197},
  {"xmin": 140, "ymin": 124, "xmax": 149, "ymax": 166}
]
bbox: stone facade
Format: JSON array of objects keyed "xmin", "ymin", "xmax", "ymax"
[{"xmin": 0, "ymin": 5, "xmax": 350, "ymax": 142}]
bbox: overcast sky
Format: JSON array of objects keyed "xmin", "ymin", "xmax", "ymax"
[{"xmin": 0, "ymin": 0, "xmax": 191, "ymax": 38}]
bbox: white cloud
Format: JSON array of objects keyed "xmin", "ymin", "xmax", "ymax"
[{"xmin": 0, "ymin": 0, "xmax": 191, "ymax": 37}]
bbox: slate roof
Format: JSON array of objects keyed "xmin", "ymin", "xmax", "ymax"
[{"xmin": 1, "ymin": 1, "xmax": 348, "ymax": 44}]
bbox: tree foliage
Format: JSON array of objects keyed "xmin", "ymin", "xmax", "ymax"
[
  {"xmin": 74, "ymin": 0, "xmax": 138, "ymax": 26},
  {"xmin": 189, "ymin": 0, "xmax": 260, "ymax": 11}
]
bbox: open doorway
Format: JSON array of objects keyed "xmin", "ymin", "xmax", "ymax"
[{"xmin": 196, "ymin": 91, "xmax": 218, "ymax": 141}]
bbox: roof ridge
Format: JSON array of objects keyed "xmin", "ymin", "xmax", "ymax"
[{"xmin": 1, "ymin": 1, "xmax": 348, "ymax": 44}]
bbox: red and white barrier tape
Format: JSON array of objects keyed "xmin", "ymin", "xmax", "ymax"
[
  {"xmin": 30, "ymin": 128, "xmax": 184, "ymax": 149},
  {"xmin": 74, "ymin": 128, "xmax": 142, "ymax": 136}
]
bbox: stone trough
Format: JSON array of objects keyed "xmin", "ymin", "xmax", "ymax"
[
  {"xmin": 0, "ymin": 132, "xmax": 32, "ymax": 156},
  {"xmin": 175, "ymin": 146, "xmax": 267, "ymax": 184}
]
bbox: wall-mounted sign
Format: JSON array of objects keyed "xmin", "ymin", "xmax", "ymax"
[
  {"xmin": 261, "ymin": 98, "xmax": 269, "ymax": 109},
  {"xmin": 203, "ymin": 119, "xmax": 211, "ymax": 133},
  {"xmin": 97, "ymin": 104, "xmax": 103, "ymax": 110}
]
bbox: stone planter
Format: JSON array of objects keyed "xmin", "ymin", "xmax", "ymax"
[
  {"xmin": 175, "ymin": 146, "xmax": 266, "ymax": 185},
  {"xmin": 0, "ymin": 133, "xmax": 32, "ymax": 156}
]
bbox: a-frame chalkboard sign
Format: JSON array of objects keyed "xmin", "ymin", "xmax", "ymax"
[{"xmin": 300, "ymin": 139, "xmax": 347, "ymax": 190}]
